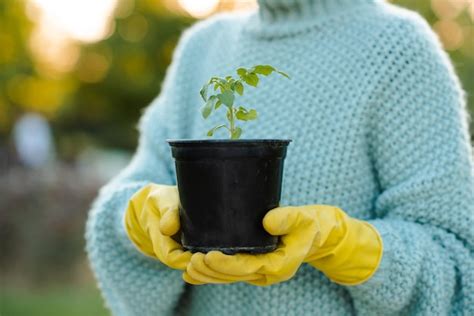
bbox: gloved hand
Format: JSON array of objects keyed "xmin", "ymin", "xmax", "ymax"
[
  {"xmin": 183, "ymin": 205, "xmax": 383, "ymax": 286},
  {"xmin": 124, "ymin": 184, "xmax": 191, "ymax": 270}
]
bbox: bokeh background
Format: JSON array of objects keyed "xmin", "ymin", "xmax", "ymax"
[{"xmin": 1, "ymin": 0, "xmax": 473, "ymax": 315}]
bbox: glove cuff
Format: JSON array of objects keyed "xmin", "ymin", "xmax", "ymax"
[{"xmin": 308, "ymin": 213, "xmax": 383, "ymax": 286}]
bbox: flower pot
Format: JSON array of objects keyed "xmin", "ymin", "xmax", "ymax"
[{"xmin": 168, "ymin": 139, "xmax": 291, "ymax": 255}]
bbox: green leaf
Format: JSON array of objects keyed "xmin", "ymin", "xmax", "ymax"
[
  {"xmin": 200, "ymin": 83, "xmax": 209, "ymax": 101},
  {"xmin": 247, "ymin": 109, "xmax": 257, "ymax": 120},
  {"xmin": 231, "ymin": 127, "xmax": 242, "ymax": 139},
  {"xmin": 217, "ymin": 90, "xmax": 234, "ymax": 107},
  {"xmin": 201, "ymin": 99, "xmax": 214, "ymax": 119},
  {"xmin": 235, "ymin": 81, "xmax": 244, "ymax": 95},
  {"xmin": 215, "ymin": 100, "xmax": 222, "ymax": 109},
  {"xmin": 253, "ymin": 65, "xmax": 275, "ymax": 76},
  {"xmin": 277, "ymin": 70, "xmax": 290, "ymax": 79},
  {"xmin": 236, "ymin": 107, "xmax": 258, "ymax": 121},
  {"xmin": 237, "ymin": 68, "xmax": 247, "ymax": 77},
  {"xmin": 243, "ymin": 73, "xmax": 259, "ymax": 87},
  {"xmin": 207, "ymin": 124, "xmax": 227, "ymax": 137}
]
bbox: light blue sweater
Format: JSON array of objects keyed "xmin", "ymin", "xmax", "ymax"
[{"xmin": 85, "ymin": 0, "xmax": 474, "ymax": 315}]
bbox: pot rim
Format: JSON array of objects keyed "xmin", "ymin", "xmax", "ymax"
[{"xmin": 167, "ymin": 139, "xmax": 292, "ymax": 147}]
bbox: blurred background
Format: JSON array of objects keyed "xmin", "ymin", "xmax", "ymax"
[{"xmin": 0, "ymin": 0, "xmax": 473, "ymax": 315}]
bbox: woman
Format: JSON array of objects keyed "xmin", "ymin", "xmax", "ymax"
[{"xmin": 85, "ymin": 0, "xmax": 474, "ymax": 315}]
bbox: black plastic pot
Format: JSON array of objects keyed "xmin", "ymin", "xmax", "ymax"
[{"xmin": 168, "ymin": 139, "xmax": 291, "ymax": 255}]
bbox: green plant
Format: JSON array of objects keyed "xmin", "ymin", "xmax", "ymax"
[{"xmin": 199, "ymin": 65, "xmax": 289, "ymax": 139}]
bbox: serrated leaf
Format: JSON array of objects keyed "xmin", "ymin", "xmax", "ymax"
[
  {"xmin": 243, "ymin": 73, "xmax": 259, "ymax": 87},
  {"xmin": 217, "ymin": 90, "xmax": 234, "ymax": 107},
  {"xmin": 246, "ymin": 109, "xmax": 257, "ymax": 120},
  {"xmin": 200, "ymin": 83, "xmax": 209, "ymax": 101},
  {"xmin": 236, "ymin": 107, "xmax": 258, "ymax": 121},
  {"xmin": 253, "ymin": 65, "xmax": 275, "ymax": 76},
  {"xmin": 237, "ymin": 68, "xmax": 247, "ymax": 77},
  {"xmin": 231, "ymin": 127, "xmax": 242, "ymax": 139},
  {"xmin": 235, "ymin": 109, "xmax": 247, "ymax": 121},
  {"xmin": 207, "ymin": 124, "xmax": 227, "ymax": 137},
  {"xmin": 235, "ymin": 81, "xmax": 244, "ymax": 95}
]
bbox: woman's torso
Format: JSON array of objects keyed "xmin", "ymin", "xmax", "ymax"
[{"xmin": 172, "ymin": 7, "xmax": 389, "ymax": 315}]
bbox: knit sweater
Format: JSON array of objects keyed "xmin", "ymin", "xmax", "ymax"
[{"xmin": 85, "ymin": 0, "xmax": 474, "ymax": 315}]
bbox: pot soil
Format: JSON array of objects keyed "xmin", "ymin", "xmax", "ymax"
[{"xmin": 168, "ymin": 139, "xmax": 291, "ymax": 255}]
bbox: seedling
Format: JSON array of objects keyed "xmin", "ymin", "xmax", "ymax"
[{"xmin": 199, "ymin": 65, "xmax": 289, "ymax": 139}]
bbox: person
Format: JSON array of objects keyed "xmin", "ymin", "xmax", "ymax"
[{"xmin": 85, "ymin": 0, "xmax": 474, "ymax": 315}]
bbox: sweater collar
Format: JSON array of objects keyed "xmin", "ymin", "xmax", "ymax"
[{"xmin": 257, "ymin": 0, "xmax": 378, "ymax": 23}]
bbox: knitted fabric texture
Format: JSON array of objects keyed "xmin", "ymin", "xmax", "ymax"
[{"xmin": 85, "ymin": 0, "xmax": 474, "ymax": 315}]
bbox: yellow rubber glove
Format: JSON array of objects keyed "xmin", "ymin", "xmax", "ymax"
[
  {"xmin": 124, "ymin": 184, "xmax": 191, "ymax": 270},
  {"xmin": 184, "ymin": 205, "xmax": 383, "ymax": 286}
]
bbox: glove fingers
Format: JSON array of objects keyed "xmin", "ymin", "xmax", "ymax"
[
  {"xmin": 190, "ymin": 253, "xmax": 262, "ymax": 282},
  {"xmin": 167, "ymin": 248, "xmax": 192, "ymax": 270},
  {"xmin": 276, "ymin": 233, "xmax": 317, "ymax": 273},
  {"xmin": 159, "ymin": 207, "xmax": 180, "ymax": 236},
  {"xmin": 182, "ymin": 271, "xmax": 205, "ymax": 285},
  {"xmin": 149, "ymin": 185, "xmax": 179, "ymax": 212},
  {"xmin": 124, "ymin": 202, "xmax": 149, "ymax": 242},
  {"xmin": 204, "ymin": 251, "xmax": 264, "ymax": 276},
  {"xmin": 124, "ymin": 224, "xmax": 155, "ymax": 257},
  {"xmin": 124, "ymin": 201, "xmax": 157, "ymax": 257},
  {"xmin": 263, "ymin": 207, "xmax": 311, "ymax": 236},
  {"xmin": 256, "ymin": 247, "xmax": 303, "ymax": 278},
  {"xmin": 204, "ymin": 249, "xmax": 297, "ymax": 278},
  {"xmin": 186, "ymin": 263, "xmax": 236, "ymax": 284},
  {"xmin": 153, "ymin": 235, "xmax": 191, "ymax": 270},
  {"xmin": 247, "ymin": 278, "xmax": 271, "ymax": 286},
  {"xmin": 130, "ymin": 184, "xmax": 155, "ymax": 209}
]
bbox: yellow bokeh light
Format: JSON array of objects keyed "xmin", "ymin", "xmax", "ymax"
[
  {"xmin": 178, "ymin": 0, "xmax": 220, "ymax": 18},
  {"xmin": 76, "ymin": 52, "xmax": 111, "ymax": 83},
  {"xmin": 29, "ymin": 23, "xmax": 80, "ymax": 76},
  {"xmin": 118, "ymin": 14, "xmax": 149, "ymax": 43},
  {"xmin": 469, "ymin": 0, "xmax": 474, "ymax": 20},
  {"xmin": 431, "ymin": 0, "xmax": 469, "ymax": 19},
  {"xmin": 29, "ymin": 0, "xmax": 118, "ymax": 43},
  {"xmin": 433, "ymin": 19, "xmax": 465, "ymax": 50}
]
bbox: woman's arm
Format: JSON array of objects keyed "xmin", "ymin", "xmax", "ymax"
[
  {"xmin": 85, "ymin": 27, "xmax": 197, "ymax": 315},
  {"xmin": 349, "ymin": 15, "xmax": 474, "ymax": 315}
]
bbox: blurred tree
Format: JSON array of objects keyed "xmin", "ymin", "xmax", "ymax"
[
  {"xmin": 1, "ymin": 0, "xmax": 194, "ymax": 157},
  {"xmin": 0, "ymin": 0, "xmax": 35, "ymax": 137},
  {"xmin": 56, "ymin": 2, "xmax": 194, "ymax": 151}
]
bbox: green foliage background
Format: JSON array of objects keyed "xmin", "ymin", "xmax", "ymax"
[{"xmin": 0, "ymin": 0, "xmax": 194, "ymax": 154}]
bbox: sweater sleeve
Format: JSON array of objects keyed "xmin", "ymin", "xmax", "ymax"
[
  {"xmin": 348, "ymin": 16, "xmax": 474, "ymax": 315},
  {"xmin": 85, "ymin": 27, "xmax": 197, "ymax": 316}
]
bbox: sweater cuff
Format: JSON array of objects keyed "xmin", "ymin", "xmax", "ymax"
[
  {"xmin": 346, "ymin": 219, "xmax": 398, "ymax": 295},
  {"xmin": 96, "ymin": 181, "xmax": 151, "ymax": 256}
]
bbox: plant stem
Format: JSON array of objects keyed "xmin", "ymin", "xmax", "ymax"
[{"xmin": 229, "ymin": 106, "xmax": 235, "ymax": 139}]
